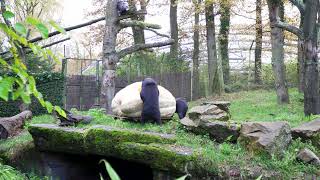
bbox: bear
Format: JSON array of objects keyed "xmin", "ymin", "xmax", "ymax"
[
  {"xmin": 140, "ymin": 78, "xmax": 161, "ymax": 125},
  {"xmin": 175, "ymin": 98, "xmax": 188, "ymax": 119},
  {"xmin": 117, "ymin": 0, "xmax": 129, "ymax": 16}
]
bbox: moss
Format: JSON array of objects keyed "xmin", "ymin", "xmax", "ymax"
[
  {"xmin": 0, "ymin": 131, "xmax": 34, "ymax": 162},
  {"xmin": 115, "ymin": 142, "xmax": 199, "ymax": 174},
  {"xmin": 28, "ymin": 124, "xmax": 86, "ymax": 154}
]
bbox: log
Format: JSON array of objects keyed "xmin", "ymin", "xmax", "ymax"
[
  {"xmin": 0, "ymin": 111, "xmax": 32, "ymax": 139},
  {"xmin": 54, "ymin": 108, "xmax": 92, "ymax": 126}
]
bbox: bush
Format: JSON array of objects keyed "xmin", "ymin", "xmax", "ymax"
[{"xmin": 0, "ymin": 72, "xmax": 64, "ymax": 117}]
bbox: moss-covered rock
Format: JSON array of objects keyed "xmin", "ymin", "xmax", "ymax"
[
  {"xmin": 28, "ymin": 124, "xmax": 86, "ymax": 154},
  {"xmin": 28, "ymin": 124, "xmax": 203, "ymax": 175}
]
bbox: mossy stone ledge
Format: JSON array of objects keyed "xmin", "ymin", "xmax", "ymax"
[{"xmin": 28, "ymin": 124, "xmax": 209, "ymax": 175}]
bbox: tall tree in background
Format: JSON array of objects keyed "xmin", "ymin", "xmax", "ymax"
[
  {"xmin": 254, "ymin": 0, "xmax": 262, "ymax": 84},
  {"xmin": 192, "ymin": 0, "xmax": 201, "ymax": 100},
  {"xmin": 101, "ymin": 0, "xmax": 174, "ymax": 113},
  {"xmin": 169, "ymin": 0, "xmax": 179, "ymax": 61},
  {"xmin": 301, "ymin": 0, "xmax": 319, "ymax": 115},
  {"xmin": 271, "ymin": 0, "xmax": 319, "ymax": 115},
  {"xmin": 266, "ymin": 0, "xmax": 289, "ymax": 104},
  {"xmin": 291, "ymin": 0, "xmax": 306, "ymax": 93},
  {"xmin": 205, "ymin": 1, "xmax": 224, "ymax": 95},
  {"xmin": 218, "ymin": 0, "xmax": 231, "ymax": 84}
]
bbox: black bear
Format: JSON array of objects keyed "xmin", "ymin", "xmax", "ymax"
[
  {"xmin": 175, "ymin": 98, "xmax": 188, "ymax": 119},
  {"xmin": 140, "ymin": 78, "xmax": 161, "ymax": 125},
  {"xmin": 117, "ymin": 0, "xmax": 129, "ymax": 16}
]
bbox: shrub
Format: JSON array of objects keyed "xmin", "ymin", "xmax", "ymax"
[{"xmin": 0, "ymin": 72, "xmax": 64, "ymax": 117}]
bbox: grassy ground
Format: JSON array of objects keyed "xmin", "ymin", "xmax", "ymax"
[
  {"xmin": 0, "ymin": 88, "xmax": 319, "ymax": 178},
  {"xmin": 191, "ymin": 88, "xmax": 318, "ymax": 127}
]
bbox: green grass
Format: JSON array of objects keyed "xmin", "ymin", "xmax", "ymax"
[
  {"xmin": 192, "ymin": 88, "xmax": 318, "ymax": 127},
  {"xmin": 1, "ymin": 88, "xmax": 319, "ymax": 178}
]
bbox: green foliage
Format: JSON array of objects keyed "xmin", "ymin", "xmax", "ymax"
[
  {"xmin": 99, "ymin": 159, "xmax": 121, "ymax": 180},
  {"xmin": 2, "ymin": 11, "xmax": 15, "ymax": 19},
  {"xmin": 222, "ymin": 61, "xmax": 298, "ymax": 93},
  {"xmin": 0, "ymin": 10, "xmax": 66, "ymax": 117},
  {"xmin": 0, "ymin": 164, "xmax": 25, "ymax": 180},
  {"xmin": 0, "ymin": 72, "xmax": 64, "ymax": 117}
]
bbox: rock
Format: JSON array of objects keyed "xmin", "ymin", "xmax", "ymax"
[
  {"xmin": 188, "ymin": 104, "xmax": 229, "ymax": 122},
  {"xmin": 201, "ymin": 101, "xmax": 231, "ymax": 113},
  {"xmin": 292, "ymin": 119, "xmax": 320, "ymax": 148},
  {"xmin": 180, "ymin": 104, "xmax": 233, "ymax": 142},
  {"xmin": 238, "ymin": 122, "xmax": 292, "ymax": 156},
  {"xmin": 181, "ymin": 118, "xmax": 240, "ymax": 143},
  {"xmin": 111, "ymin": 82, "xmax": 176, "ymax": 119},
  {"xmin": 201, "ymin": 121, "xmax": 240, "ymax": 143},
  {"xmin": 296, "ymin": 148, "xmax": 320, "ymax": 166}
]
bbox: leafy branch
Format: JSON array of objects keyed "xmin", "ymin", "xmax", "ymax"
[{"xmin": 0, "ymin": 9, "xmax": 66, "ymax": 117}]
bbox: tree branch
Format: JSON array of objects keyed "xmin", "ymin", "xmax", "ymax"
[
  {"xmin": 3, "ymin": 38, "xmax": 70, "ymax": 61},
  {"xmin": 118, "ymin": 10, "xmax": 147, "ymax": 21},
  {"xmin": 145, "ymin": 28, "xmax": 170, "ymax": 38},
  {"xmin": 288, "ymin": 0, "xmax": 305, "ymax": 13},
  {"xmin": 0, "ymin": 16, "xmax": 106, "ymax": 56},
  {"xmin": 118, "ymin": 39, "xmax": 174, "ymax": 59},
  {"xmin": 119, "ymin": 20, "xmax": 161, "ymax": 30},
  {"xmin": 28, "ymin": 17, "xmax": 105, "ymax": 43},
  {"xmin": 41, "ymin": 37, "xmax": 71, "ymax": 49},
  {"xmin": 275, "ymin": 20, "xmax": 303, "ymax": 39}
]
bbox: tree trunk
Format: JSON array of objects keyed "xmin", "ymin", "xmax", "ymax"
[
  {"xmin": 101, "ymin": 0, "xmax": 119, "ymax": 114},
  {"xmin": 205, "ymin": 2, "xmax": 224, "ymax": 95},
  {"xmin": 0, "ymin": 111, "xmax": 32, "ymax": 139},
  {"xmin": 303, "ymin": 0, "xmax": 319, "ymax": 115},
  {"xmin": 218, "ymin": 0, "xmax": 231, "ymax": 85},
  {"xmin": 192, "ymin": 0, "xmax": 201, "ymax": 100},
  {"xmin": 169, "ymin": 0, "xmax": 179, "ymax": 61},
  {"xmin": 267, "ymin": 0, "xmax": 289, "ymax": 104},
  {"xmin": 297, "ymin": 21, "xmax": 304, "ymax": 93},
  {"xmin": 130, "ymin": 0, "xmax": 146, "ymax": 44},
  {"xmin": 254, "ymin": 0, "xmax": 262, "ymax": 85}
]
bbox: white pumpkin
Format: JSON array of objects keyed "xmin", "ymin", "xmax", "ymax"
[{"xmin": 111, "ymin": 82, "xmax": 176, "ymax": 119}]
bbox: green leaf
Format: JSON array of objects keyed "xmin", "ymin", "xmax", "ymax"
[
  {"xmin": 176, "ymin": 175, "xmax": 189, "ymax": 180},
  {"xmin": 256, "ymin": 175, "xmax": 263, "ymax": 180},
  {"xmin": 3, "ymin": 11, "xmax": 15, "ymax": 19},
  {"xmin": 0, "ymin": 77, "xmax": 14, "ymax": 101},
  {"xmin": 49, "ymin": 20, "xmax": 65, "ymax": 34},
  {"xmin": 26, "ymin": 17, "xmax": 40, "ymax": 26},
  {"xmin": 54, "ymin": 106, "xmax": 66, "ymax": 118},
  {"xmin": 99, "ymin": 159, "xmax": 121, "ymax": 180},
  {"xmin": 45, "ymin": 101, "xmax": 53, "ymax": 113},
  {"xmin": 14, "ymin": 23, "xmax": 27, "ymax": 36},
  {"xmin": 20, "ymin": 92, "xmax": 31, "ymax": 104},
  {"xmin": 12, "ymin": 88, "xmax": 23, "ymax": 100},
  {"xmin": 36, "ymin": 23, "xmax": 49, "ymax": 38}
]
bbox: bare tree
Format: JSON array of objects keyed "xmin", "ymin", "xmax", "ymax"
[
  {"xmin": 272, "ymin": 0, "xmax": 319, "ymax": 115},
  {"xmin": 254, "ymin": 0, "xmax": 262, "ymax": 84},
  {"xmin": 205, "ymin": 1, "xmax": 224, "ymax": 95},
  {"xmin": 101, "ymin": 0, "xmax": 174, "ymax": 113},
  {"xmin": 218, "ymin": 0, "xmax": 231, "ymax": 84},
  {"xmin": 192, "ymin": 0, "xmax": 201, "ymax": 100},
  {"xmin": 169, "ymin": 0, "xmax": 179, "ymax": 61},
  {"xmin": 266, "ymin": 0, "xmax": 289, "ymax": 104}
]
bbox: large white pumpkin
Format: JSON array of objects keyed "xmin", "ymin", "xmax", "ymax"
[{"xmin": 111, "ymin": 82, "xmax": 176, "ymax": 119}]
